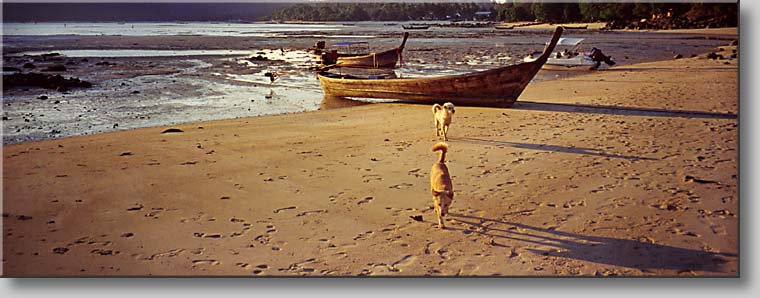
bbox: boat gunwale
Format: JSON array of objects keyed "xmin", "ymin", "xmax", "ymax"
[{"xmin": 320, "ymin": 27, "xmax": 564, "ymax": 84}]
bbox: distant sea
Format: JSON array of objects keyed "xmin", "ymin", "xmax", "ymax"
[
  {"xmin": 0, "ymin": 22, "xmax": 409, "ymax": 38},
  {"xmin": 2, "ymin": 22, "xmax": 347, "ymax": 37}
]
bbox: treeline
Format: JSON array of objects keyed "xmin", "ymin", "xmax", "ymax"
[
  {"xmin": 271, "ymin": 2, "xmax": 487, "ymax": 22},
  {"xmin": 496, "ymin": 2, "xmax": 737, "ymax": 24},
  {"xmin": 270, "ymin": 2, "xmax": 737, "ymax": 28}
]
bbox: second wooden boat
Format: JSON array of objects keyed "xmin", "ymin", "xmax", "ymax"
[
  {"xmin": 316, "ymin": 27, "xmax": 564, "ymax": 107},
  {"xmin": 331, "ymin": 32, "xmax": 409, "ymax": 69}
]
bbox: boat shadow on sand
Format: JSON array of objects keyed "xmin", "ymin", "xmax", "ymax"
[
  {"xmin": 451, "ymin": 137, "xmax": 657, "ymax": 161},
  {"xmin": 513, "ymin": 101, "xmax": 737, "ymax": 120},
  {"xmin": 446, "ymin": 213, "xmax": 737, "ymax": 274}
]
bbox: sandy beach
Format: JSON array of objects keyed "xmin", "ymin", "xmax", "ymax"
[{"xmin": 2, "ymin": 41, "xmax": 738, "ymax": 276}]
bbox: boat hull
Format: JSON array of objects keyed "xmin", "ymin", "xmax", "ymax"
[
  {"xmin": 335, "ymin": 48, "xmax": 402, "ymax": 68},
  {"xmin": 328, "ymin": 32, "xmax": 409, "ymax": 69},
  {"xmin": 317, "ymin": 27, "xmax": 564, "ymax": 107}
]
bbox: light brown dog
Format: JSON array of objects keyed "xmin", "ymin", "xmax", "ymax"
[
  {"xmin": 430, "ymin": 142, "xmax": 454, "ymax": 229},
  {"xmin": 432, "ymin": 102, "xmax": 455, "ymax": 141}
]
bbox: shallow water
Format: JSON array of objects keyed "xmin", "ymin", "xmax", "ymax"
[
  {"xmin": 10, "ymin": 49, "xmax": 256, "ymax": 57},
  {"xmin": 2, "ymin": 22, "xmax": 343, "ymax": 37}
]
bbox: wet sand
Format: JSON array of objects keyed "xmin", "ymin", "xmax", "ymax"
[{"xmin": 1, "ymin": 44, "xmax": 738, "ymax": 276}]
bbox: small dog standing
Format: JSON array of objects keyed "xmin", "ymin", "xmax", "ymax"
[
  {"xmin": 430, "ymin": 142, "xmax": 454, "ymax": 229},
  {"xmin": 432, "ymin": 102, "xmax": 455, "ymax": 141}
]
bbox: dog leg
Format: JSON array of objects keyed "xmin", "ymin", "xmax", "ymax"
[
  {"xmin": 434, "ymin": 197, "xmax": 445, "ymax": 229},
  {"xmin": 443, "ymin": 124, "xmax": 449, "ymax": 141}
]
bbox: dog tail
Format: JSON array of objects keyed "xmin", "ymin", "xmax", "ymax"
[
  {"xmin": 432, "ymin": 103, "xmax": 441, "ymax": 113},
  {"xmin": 432, "ymin": 142, "xmax": 448, "ymax": 163}
]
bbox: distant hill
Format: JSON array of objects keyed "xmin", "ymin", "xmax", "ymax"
[{"xmin": 2, "ymin": 3, "xmax": 290, "ymax": 22}]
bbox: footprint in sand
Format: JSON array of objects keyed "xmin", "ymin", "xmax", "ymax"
[
  {"xmin": 126, "ymin": 204, "xmax": 144, "ymax": 211},
  {"xmin": 388, "ymin": 183, "xmax": 413, "ymax": 189},
  {"xmin": 357, "ymin": 197, "xmax": 374, "ymax": 205},
  {"xmin": 296, "ymin": 209, "xmax": 327, "ymax": 217},
  {"xmin": 90, "ymin": 249, "xmax": 118, "ymax": 256},
  {"xmin": 273, "ymin": 206, "xmax": 296, "ymax": 214},
  {"xmin": 353, "ymin": 231, "xmax": 374, "ymax": 241},
  {"xmin": 192, "ymin": 259, "xmax": 220, "ymax": 266},
  {"xmin": 193, "ymin": 232, "xmax": 223, "ymax": 239},
  {"xmin": 362, "ymin": 174, "xmax": 382, "ymax": 183}
]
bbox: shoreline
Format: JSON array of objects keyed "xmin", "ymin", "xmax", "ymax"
[
  {"xmin": 2, "ymin": 28, "xmax": 737, "ymax": 145},
  {"xmin": 2, "ymin": 48, "xmax": 738, "ymax": 276}
]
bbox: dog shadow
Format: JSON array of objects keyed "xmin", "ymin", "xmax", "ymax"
[
  {"xmin": 513, "ymin": 101, "xmax": 736, "ymax": 120},
  {"xmin": 447, "ymin": 213, "xmax": 736, "ymax": 273},
  {"xmin": 452, "ymin": 137, "xmax": 657, "ymax": 161}
]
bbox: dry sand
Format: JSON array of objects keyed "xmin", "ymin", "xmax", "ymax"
[{"xmin": 2, "ymin": 46, "xmax": 738, "ymax": 276}]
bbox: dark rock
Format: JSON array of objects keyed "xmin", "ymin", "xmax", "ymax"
[
  {"xmin": 2, "ymin": 73, "xmax": 92, "ymax": 91},
  {"xmin": 37, "ymin": 95, "xmax": 48, "ymax": 100},
  {"xmin": 22, "ymin": 62, "xmax": 35, "ymax": 69},
  {"xmin": 3, "ymin": 66, "xmax": 21, "ymax": 72},
  {"xmin": 410, "ymin": 215, "xmax": 423, "ymax": 222},
  {"xmin": 95, "ymin": 61, "xmax": 115, "ymax": 66},
  {"xmin": 81, "ymin": 58, "xmax": 89, "ymax": 62},
  {"xmin": 706, "ymin": 52, "xmax": 719, "ymax": 59},
  {"xmin": 2, "ymin": 116, "xmax": 7, "ymax": 120},
  {"xmin": 43, "ymin": 65, "xmax": 67, "ymax": 72},
  {"xmin": 65, "ymin": 61, "xmax": 76, "ymax": 65},
  {"xmin": 131, "ymin": 90, "xmax": 140, "ymax": 94},
  {"xmin": 248, "ymin": 55, "xmax": 268, "ymax": 61},
  {"xmin": 730, "ymin": 40, "xmax": 738, "ymax": 46},
  {"xmin": 673, "ymin": 54, "xmax": 683, "ymax": 59}
]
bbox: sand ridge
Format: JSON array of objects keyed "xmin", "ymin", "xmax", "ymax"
[{"xmin": 2, "ymin": 46, "xmax": 738, "ymax": 276}]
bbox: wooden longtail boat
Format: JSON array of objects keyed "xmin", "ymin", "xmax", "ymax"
[
  {"xmin": 494, "ymin": 24, "xmax": 515, "ymax": 30},
  {"xmin": 316, "ymin": 27, "xmax": 564, "ymax": 107},
  {"xmin": 402, "ymin": 24, "xmax": 430, "ymax": 30},
  {"xmin": 331, "ymin": 32, "xmax": 409, "ymax": 69}
]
